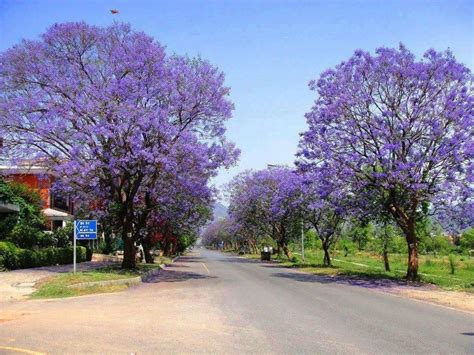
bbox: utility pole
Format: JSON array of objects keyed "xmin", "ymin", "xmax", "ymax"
[{"xmin": 301, "ymin": 220, "xmax": 305, "ymax": 262}]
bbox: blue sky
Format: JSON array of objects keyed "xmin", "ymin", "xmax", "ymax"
[{"xmin": 1, "ymin": 0, "xmax": 473, "ymax": 198}]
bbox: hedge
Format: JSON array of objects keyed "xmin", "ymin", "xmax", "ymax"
[{"xmin": 0, "ymin": 241, "xmax": 87, "ymax": 270}]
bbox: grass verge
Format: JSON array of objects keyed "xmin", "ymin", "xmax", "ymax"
[
  {"xmin": 241, "ymin": 250, "xmax": 474, "ymax": 291},
  {"xmin": 31, "ymin": 262, "xmax": 164, "ymax": 299}
]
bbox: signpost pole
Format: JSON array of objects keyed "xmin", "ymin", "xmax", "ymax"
[
  {"xmin": 73, "ymin": 220, "xmax": 76, "ymax": 274},
  {"xmin": 301, "ymin": 220, "xmax": 305, "ymax": 262}
]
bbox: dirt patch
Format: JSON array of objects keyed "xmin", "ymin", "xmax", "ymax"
[{"xmin": 388, "ymin": 288, "xmax": 474, "ymax": 313}]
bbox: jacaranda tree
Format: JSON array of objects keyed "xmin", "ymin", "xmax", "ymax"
[
  {"xmin": 0, "ymin": 22, "xmax": 238, "ymax": 268},
  {"xmin": 298, "ymin": 45, "xmax": 473, "ymax": 280},
  {"xmin": 298, "ymin": 170, "xmax": 351, "ymax": 266},
  {"xmin": 227, "ymin": 167, "xmax": 304, "ymax": 258}
]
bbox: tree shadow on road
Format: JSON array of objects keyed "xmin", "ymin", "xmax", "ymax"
[
  {"xmin": 271, "ymin": 271, "xmax": 429, "ymax": 290},
  {"xmin": 144, "ymin": 270, "xmax": 216, "ymax": 283}
]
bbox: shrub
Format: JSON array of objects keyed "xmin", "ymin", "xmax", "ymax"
[
  {"xmin": 390, "ymin": 236, "xmax": 407, "ymax": 254},
  {"xmin": 51, "ymin": 223, "xmax": 73, "ymax": 248},
  {"xmin": 8, "ymin": 223, "xmax": 47, "ymax": 249},
  {"xmin": 432, "ymin": 235, "xmax": 453, "ymax": 255},
  {"xmin": 0, "ymin": 241, "xmax": 87, "ymax": 270},
  {"xmin": 0, "ymin": 178, "xmax": 47, "ymax": 248},
  {"xmin": 0, "ymin": 213, "xmax": 19, "ymax": 240},
  {"xmin": 338, "ymin": 239, "xmax": 356, "ymax": 256},
  {"xmin": 0, "ymin": 242, "xmax": 20, "ymax": 269},
  {"xmin": 37, "ymin": 232, "xmax": 57, "ymax": 248},
  {"xmin": 305, "ymin": 229, "xmax": 321, "ymax": 249},
  {"xmin": 460, "ymin": 228, "xmax": 474, "ymax": 252}
]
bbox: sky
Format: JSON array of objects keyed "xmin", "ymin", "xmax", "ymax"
[{"xmin": 1, "ymin": 0, "xmax": 473, "ymax": 200}]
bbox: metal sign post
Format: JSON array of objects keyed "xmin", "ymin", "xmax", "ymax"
[
  {"xmin": 73, "ymin": 221, "xmax": 76, "ymax": 273},
  {"xmin": 73, "ymin": 220, "xmax": 98, "ymax": 273},
  {"xmin": 301, "ymin": 220, "xmax": 305, "ymax": 262}
]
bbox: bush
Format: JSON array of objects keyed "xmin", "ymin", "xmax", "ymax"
[
  {"xmin": 390, "ymin": 236, "xmax": 407, "ymax": 254},
  {"xmin": 338, "ymin": 239, "xmax": 356, "ymax": 256},
  {"xmin": 460, "ymin": 228, "xmax": 474, "ymax": 252},
  {"xmin": 0, "ymin": 241, "xmax": 87, "ymax": 270},
  {"xmin": 7, "ymin": 223, "xmax": 46, "ymax": 249},
  {"xmin": 51, "ymin": 223, "xmax": 73, "ymax": 248},
  {"xmin": 432, "ymin": 235, "xmax": 453, "ymax": 255},
  {"xmin": 0, "ymin": 179, "xmax": 47, "ymax": 248}
]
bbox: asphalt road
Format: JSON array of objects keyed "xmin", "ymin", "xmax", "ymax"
[{"xmin": 0, "ymin": 249, "xmax": 472, "ymax": 354}]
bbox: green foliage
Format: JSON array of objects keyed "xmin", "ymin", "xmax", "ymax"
[
  {"xmin": 390, "ymin": 236, "xmax": 408, "ymax": 254},
  {"xmin": 304, "ymin": 229, "xmax": 321, "ymax": 249},
  {"xmin": 460, "ymin": 228, "xmax": 474, "ymax": 252},
  {"xmin": 345, "ymin": 220, "xmax": 375, "ymax": 251},
  {"xmin": 257, "ymin": 235, "xmax": 277, "ymax": 249},
  {"xmin": 51, "ymin": 222, "xmax": 73, "ymax": 248},
  {"xmin": 338, "ymin": 239, "xmax": 356, "ymax": 256},
  {"xmin": 8, "ymin": 223, "xmax": 46, "ymax": 249},
  {"xmin": 176, "ymin": 233, "xmax": 197, "ymax": 253},
  {"xmin": 432, "ymin": 236, "xmax": 454, "ymax": 255},
  {"xmin": 0, "ymin": 214, "xmax": 18, "ymax": 239},
  {"xmin": 448, "ymin": 254, "xmax": 456, "ymax": 274},
  {"xmin": 0, "ymin": 241, "xmax": 87, "ymax": 270},
  {"xmin": 0, "ymin": 178, "xmax": 47, "ymax": 248}
]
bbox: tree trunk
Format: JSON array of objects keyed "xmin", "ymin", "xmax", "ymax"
[
  {"xmin": 122, "ymin": 230, "xmax": 136, "ymax": 269},
  {"xmin": 406, "ymin": 240, "xmax": 418, "ymax": 280},
  {"xmin": 405, "ymin": 219, "xmax": 418, "ymax": 280},
  {"xmin": 142, "ymin": 237, "xmax": 154, "ymax": 264},
  {"xmin": 323, "ymin": 245, "xmax": 331, "ymax": 266},
  {"xmin": 383, "ymin": 250, "xmax": 390, "ymax": 272},
  {"xmin": 323, "ymin": 246, "xmax": 331, "ymax": 266},
  {"xmin": 282, "ymin": 243, "xmax": 292, "ymax": 260}
]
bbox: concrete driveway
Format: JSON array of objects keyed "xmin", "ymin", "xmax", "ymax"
[{"xmin": 0, "ymin": 255, "xmax": 120, "ymax": 302}]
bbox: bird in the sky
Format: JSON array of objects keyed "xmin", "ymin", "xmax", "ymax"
[{"xmin": 110, "ymin": 9, "xmax": 119, "ymax": 14}]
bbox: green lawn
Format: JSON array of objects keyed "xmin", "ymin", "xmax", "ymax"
[
  {"xmin": 31, "ymin": 262, "xmax": 163, "ymax": 299},
  {"xmin": 244, "ymin": 249, "xmax": 474, "ymax": 291}
]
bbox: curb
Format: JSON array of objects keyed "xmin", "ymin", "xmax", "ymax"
[{"xmin": 68, "ymin": 276, "xmax": 142, "ymax": 289}]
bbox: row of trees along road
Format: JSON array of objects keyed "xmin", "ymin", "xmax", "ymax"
[
  {"xmin": 0, "ymin": 22, "xmax": 239, "ymax": 268},
  {"xmin": 203, "ymin": 45, "xmax": 473, "ymax": 281}
]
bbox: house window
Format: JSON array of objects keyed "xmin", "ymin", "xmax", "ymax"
[
  {"xmin": 52, "ymin": 220, "xmax": 63, "ymax": 230},
  {"xmin": 50, "ymin": 191, "xmax": 70, "ymax": 212}
]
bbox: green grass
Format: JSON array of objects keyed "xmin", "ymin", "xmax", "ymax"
[
  {"xmin": 243, "ymin": 249, "xmax": 474, "ymax": 291},
  {"xmin": 31, "ymin": 262, "xmax": 164, "ymax": 299}
]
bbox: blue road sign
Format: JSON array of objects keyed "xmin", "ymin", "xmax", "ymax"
[{"xmin": 75, "ymin": 220, "xmax": 97, "ymax": 240}]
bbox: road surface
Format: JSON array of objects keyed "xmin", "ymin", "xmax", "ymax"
[{"xmin": 0, "ymin": 249, "xmax": 472, "ymax": 354}]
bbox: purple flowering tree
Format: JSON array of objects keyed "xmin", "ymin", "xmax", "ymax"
[
  {"xmin": 201, "ymin": 218, "xmax": 233, "ymax": 249},
  {"xmin": 298, "ymin": 45, "xmax": 473, "ymax": 280},
  {"xmin": 227, "ymin": 167, "xmax": 304, "ymax": 259},
  {"xmin": 299, "ymin": 170, "xmax": 351, "ymax": 266},
  {"xmin": 0, "ymin": 22, "xmax": 238, "ymax": 268}
]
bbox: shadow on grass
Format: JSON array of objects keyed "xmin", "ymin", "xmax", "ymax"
[{"xmin": 144, "ymin": 269, "xmax": 216, "ymax": 283}]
